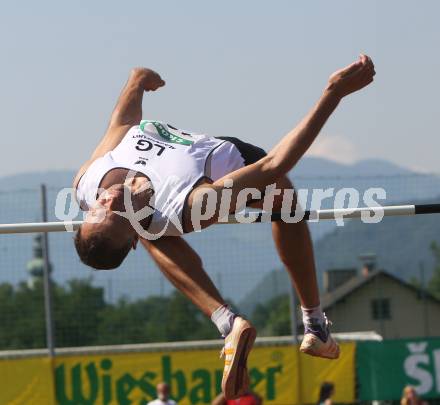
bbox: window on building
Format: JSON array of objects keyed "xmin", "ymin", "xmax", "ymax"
[{"xmin": 371, "ymin": 298, "xmax": 391, "ymax": 320}]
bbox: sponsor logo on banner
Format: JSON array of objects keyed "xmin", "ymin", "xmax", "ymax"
[
  {"xmin": 404, "ymin": 341, "xmax": 440, "ymax": 396},
  {"xmin": 357, "ymin": 338, "xmax": 440, "ymax": 401},
  {"xmin": 55, "ymin": 353, "xmax": 284, "ymax": 405}
]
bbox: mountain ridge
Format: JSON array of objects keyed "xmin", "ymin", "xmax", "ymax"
[
  {"xmin": 0, "ymin": 157, "xmax": 422, "ymax": 190},
  {"xmin": 1, "ymin": 157, "xmax": 439, "ymax": 307}
]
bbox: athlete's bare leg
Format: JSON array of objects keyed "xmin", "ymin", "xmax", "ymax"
[
  {"xmin": 250, "ymin": 175, "xmax": 319, "ymax": 308},
  {"xmin": 251, "ymin": 175, "xmax": 339, "ymax": 358},
  {"xmin": 141, "ymin": 236, "xmax": 256, "ymax": 399},
  {"xmin": 141, "ymin": 236, "xmax": 225, "ymax": 317}
]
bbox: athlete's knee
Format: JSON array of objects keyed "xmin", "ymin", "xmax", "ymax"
[
  {"xmin": 259, "ymin": 155, "xmax": 286, "ymax": 181},
  {"xmin": 277, "ymin": 175, "xmax": 294, "ymax": 189},
  {"xmin": 268, "ymin": 176, "xmax": 296, "ymax": 211}
]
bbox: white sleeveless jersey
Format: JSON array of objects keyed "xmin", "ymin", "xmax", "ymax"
[{"xmin": 76, "ymin": 120, "xmax": 244, "ymax": 237}]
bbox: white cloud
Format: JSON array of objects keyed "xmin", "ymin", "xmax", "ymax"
[{"xmin": 306, "ymin": 134, "xmax": 359, "ymax": 164}]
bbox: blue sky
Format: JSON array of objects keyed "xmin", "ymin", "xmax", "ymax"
[{"xmin": 1, "ymin": 0, "xmax": 439, "ymax": 175}]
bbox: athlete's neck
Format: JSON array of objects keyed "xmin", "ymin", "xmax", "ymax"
[
  {"xmin": 99, "ymin": 168, "xmax": 154, "ymax": 231},
  {"xmin": 99, "ymin": 168, "xmax": 136, "ymax": 191}
]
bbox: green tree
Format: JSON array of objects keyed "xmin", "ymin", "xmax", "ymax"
[
  {"xmin": 0, "ymin": 278, "xmax": 222, "ymax": 350},
  {"xmin": 54, "ymin": 278, "xmax": 106, "ymax": 347},
  {"xmin": 0, "ymin": 281, "xmax": 46, "ymax": 349},
  {"xmin": 251, "ymin": 294, "xmax": 291, "ymax": 336},
  {"xmin": 97, "ymin": 291, "xmax": 217, "ymax": 345},
  {"xmin": 0, "ymin": 277, "xmax": 107, "ymax": 350},
  {"xmin": 165, "ymin": 291, "xmax": 217, "ymax": 341},
  {"xmin": 97, "ymin": 295, "xmax": 171, "ymax": 345}
]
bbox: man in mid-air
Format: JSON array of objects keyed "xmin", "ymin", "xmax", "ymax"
[{"xmin": 73, "ymin": 55, "xmax": 375, "ymax": 399}]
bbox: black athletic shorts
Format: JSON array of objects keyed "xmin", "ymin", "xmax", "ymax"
[
  {"xmin": 215, "ymin": 136, "xmax": 267, "ymax": 203},
  {"xmin": 215, "ymin": 136, "xmax": 267, "ymax": 166}
]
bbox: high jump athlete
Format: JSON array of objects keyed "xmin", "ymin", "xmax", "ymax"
[{"xmin": 73, "ymin": 54, "xmax": 375, "ymax": 399}]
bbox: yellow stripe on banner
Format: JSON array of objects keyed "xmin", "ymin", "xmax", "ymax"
[{"xmin": 0, "ymin": 356, "xmax": 55, "ymax": 405}]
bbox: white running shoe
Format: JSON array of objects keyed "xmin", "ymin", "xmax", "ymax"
[
  {"xmin": 300, "ymin": 316, "xmax": 340, "ymax": 359},
  {"xmin": 220, "ymin": 317, "xmax": 257, "ymax": 400}
]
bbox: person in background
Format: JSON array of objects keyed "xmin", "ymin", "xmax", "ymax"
[
  {"xmin": 212, "ymin": 390, "xmax": 262, "ymax": 405},
  {"xmin": 401, "ymin": 385, "xmax": 428, "ymax": 405},
  {"xmin": 317, "ymin": 381, "xmax": 335, "ymax": 405},
  {"xmin": 147, "ymin": 382, "xmax": 177, "ymax": 405}
]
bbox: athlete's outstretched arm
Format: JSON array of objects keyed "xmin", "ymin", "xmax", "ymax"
[
  {"xmin": 188, "ymin": 54, "xmax": 375, "ymax": 228},
  {"xmin": 222, "ymin": 54, "xmax": 374, "ymax": 189},
  {"xmin": 92, "ymin": 67, "xmax": 165, "ymax": 160},
  {"xmin": 73, "ymin": 68, "xmax": 165, "ymax": 188}
]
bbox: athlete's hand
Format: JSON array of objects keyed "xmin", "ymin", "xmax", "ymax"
[
  {"xmin": 131, "ymin": 67, "xmax": 165, "ymax": 92},
  {"xmin": 326, "ymin": 54, "xmax": 375, "ymax": 98}
]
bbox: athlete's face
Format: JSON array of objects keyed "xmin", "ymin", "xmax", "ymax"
[
  {"xmin": 82, "ymin": 179, "xmax": 153, "ymax": 247},
  {"xmin": 82, "ymin": 185, "xmax": 137, "ymax": 249}
]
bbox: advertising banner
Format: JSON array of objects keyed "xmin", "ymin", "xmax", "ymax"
[
  {"xmin": 0, "ymin": 342, "xmax": 355, "ymax": 405},
  {"xmin": 357, "ymin": 338, "xmax": 440, "ymax": 401},
  {"xmin": 54, "ymin": 343, "xmax": 355, "ymax": 405}
]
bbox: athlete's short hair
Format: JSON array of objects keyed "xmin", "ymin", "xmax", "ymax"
[{"xmin": 74, "ymin": 226, "xmax": 132, "ymax": 270}]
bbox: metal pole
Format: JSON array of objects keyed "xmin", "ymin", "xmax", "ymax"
[
  {"xmin": 108, "ymin": 278, "xmax": 113, "ymax": 304},
  {"xmin": 3, "ymin": 203, "xmax": 440, "ymax": 234},
  {"xmin": 375, "ymin": 272, "xmax": 385, "ymax": 338},
  {"xmin": 160, "ymin": 275, "xmax": 164, "ymax": 297},
  {"xmin": 288, "ymin": 284, "xmax": 303, "ymax": 404},
  {"xmin": 0, "ymin": 220, "xmax": 82, "ymax": 234},
  {"xmin": 40, "ymin": 184, "xmax": 55, "ymax": 357},
  {"xmin": 420, "ymin": 262, "xmax": 429, "ymax": 336}
]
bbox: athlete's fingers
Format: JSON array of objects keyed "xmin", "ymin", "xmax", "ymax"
[
  {"xmin": 151, "ymin": 80, "xmax": 166, "ymax": 91},
  {"xmin": 359, "ymin": 54, "xmax": 374, "ymax": 73},
  {"xmin": 360, "ymin": 66, "xmax": 375, "ymax": 81},
  {"xmin": 360, "ymin": 70, "xmax": 375, "ymax": 87},
  {"xmin": 360, "ymin": 53, "xmax": 370, "ymax": 66},
  {"xmin": 361, "ymin": 54, "xmax": 374, "ymax": 72},
  {"xmin": 339, "ymin": 59, "xmax": 363, "ymax": 77}
]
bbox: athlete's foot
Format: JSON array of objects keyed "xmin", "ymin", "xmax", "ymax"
[
  {"xmin": 220, "ymin": 316, "xmax": 256, "ymax": 400},
  {"xmin": 299, "ymin": 316, "xmax": 340, "ymax": 359}
]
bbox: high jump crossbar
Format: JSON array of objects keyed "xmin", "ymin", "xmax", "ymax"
[{"xmin": 0, "ymin": 203, "xmax": 439, "ymax": 235}]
